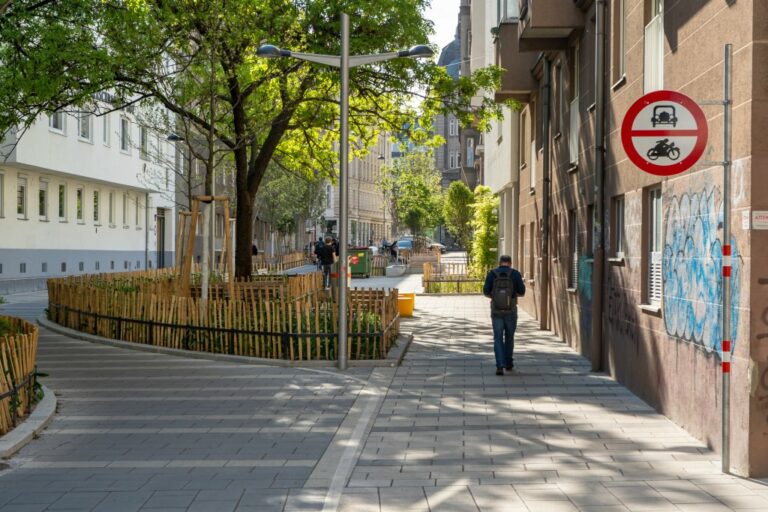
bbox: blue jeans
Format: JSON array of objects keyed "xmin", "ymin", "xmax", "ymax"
[{"xmin": 491, "ymin": 310, "xmax": 517, "ymax": 368}]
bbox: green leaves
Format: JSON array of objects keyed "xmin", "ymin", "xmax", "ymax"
[
  {"xmin": 381, "ymin": 152, "xmax": 442, "ymax": 237},
  {"xmin": 443, "ymin": 180, "xmax": 474, "ymax": 253},
  {"xmin": 470, "ymin": 185, "xmax": 499, "ymax": 277}
]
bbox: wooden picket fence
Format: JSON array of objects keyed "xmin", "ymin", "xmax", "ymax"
[
  {"xmin": 423, "ymin": 262, "xmax": 485, "ymax": 294},
  {"xmin": 0, "ymin": 317, "xmax": 39, "ymax": 435},
  {"xmin": 252, "ymin": 251, "xmax": 309, "ymax": 273},
  {"xmin": 47, "ymin": 275, "xmax": 400, "ymax": 361}
]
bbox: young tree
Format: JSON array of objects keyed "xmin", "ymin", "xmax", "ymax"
[
  {"xmin": 381, "ymin": 152, "xmax": 443, "ymax": 239},
  {"xmin": 442, "ymin": 180, "xmax": 474, "ymax": 257},
  {"xmin": 470, "ymin": 185, "xmax": 499, "ymax": 276}
]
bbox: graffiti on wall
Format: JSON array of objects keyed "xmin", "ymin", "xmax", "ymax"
[
  {"xmin": 578, "ymin": 256, "xmax": 593, "ymax": 341},
  {"xmin": 606, "ymin": 274, "xmax": 639, "ymax": 345},
  {"xmin": 662, "ymin": 186, "xmax": 741, "ymax": 353}
]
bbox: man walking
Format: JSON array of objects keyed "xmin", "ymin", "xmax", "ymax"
[
  {"xmin": 483, "ymin": 255, "xmax": 525, "ymax": 375},
  {"xmin": 316, "ymin": 237, "xmax": 336, "ymax": 289}
]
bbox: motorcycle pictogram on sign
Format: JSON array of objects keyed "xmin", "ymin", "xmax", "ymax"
[{"xmin": 621, "ymin": 90, "xmax": 708, "ymax": 176}]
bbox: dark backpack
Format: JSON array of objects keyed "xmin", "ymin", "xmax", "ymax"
[{"xmin": 491, "ymin": 269, "xmax": 516, "ymax": 314}]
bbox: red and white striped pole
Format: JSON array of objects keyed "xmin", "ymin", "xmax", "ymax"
[{"xmin": 721, "ymin": 44, "xmax": 732, "ymax": 475}]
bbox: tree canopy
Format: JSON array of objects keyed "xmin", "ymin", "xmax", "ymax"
[
  {"xmin": 0, "ymin": 0, "xmax": 504, "ymax": 276},
  {"xmin": 442, "ymin": 180, "xmax": 474, "ymax": 254},
  {"xmin": 381, "ymin": 151, "xmax": 442, "ymax": 238}
]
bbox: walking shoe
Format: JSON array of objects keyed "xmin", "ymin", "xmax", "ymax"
[
  {"xmin": 505, "ymin": 363, "xmax": 514, "ymax": 371},
  {"xmin": 495, "ymin": 367, "xmax": 504, "ymax": 376}
]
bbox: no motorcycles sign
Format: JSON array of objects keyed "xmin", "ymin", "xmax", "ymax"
[{"xmin": 621, "ymin": 90, "xmax": 708, "ymax": 176}]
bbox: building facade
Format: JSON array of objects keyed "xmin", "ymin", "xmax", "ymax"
[
  {"xmin": 323, "ymin": 134, "xmax": 393, "ymax": 245},
  {"xmin": 482, "ymin": 0, "xmax": 768, "ymax": 476},
  {"xmin": 0, "ymin": 105, "xmax": 176, "ymax": 291}
]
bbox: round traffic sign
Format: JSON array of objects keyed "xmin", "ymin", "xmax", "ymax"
[
  {"xmin": 621, "ymin": 90, "xmax": 708, "ymax": 176},
  {"xmin": 350, "ymin": 255, "xmax": 359, "ymax": 265}
]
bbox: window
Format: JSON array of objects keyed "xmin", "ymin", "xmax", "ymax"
[
  {"xmin": 48, "ymin": 112, "xmax": 65, "ymax": 133},
  {"xmin": 76, "ymin": 187, "xmax": 84, "ymax": 222},
  {"xmin": 102, "ymin": 114, "xmax": 110, "ymax": 145},
  {"xmin": 122, "ymin": 193, "xmax": 128, "ymax": 226},
  {"xmin": 530, "ymin": 140, "xmax": 537, "ymax": 191},
  {"xmin": 135, "ymin": 195, "xmax": 140, "ymax": 227},
  {"xmin": 326, "ymin": 184, "xmax": 332, "ymax": 209},
  {"xmin": 78, "ymin": 113, "xmax": 92, "ymax": 141},
  {"xmin": 93, "ymin": 190, "xmax": 100, "ymax": 223},
  {"xmin": 612, "ymin": 195, "xmax": 625, "ymax": 256},
  {"xmin": 38, "ymin": 180, "xmax": 48, "ymax": 219},
  {"xmin": 20, "ymin": 263, "xmax": 26, "ymax": 274},
  {"xmin": 58, "ymin": 184, "xmax": 66, "ymax": 220},
  {"xmin": 140, "ymin": 126, "xmax": 149, "ymax": 160},
  {"xmin": 520, "ymin": 224, "xmax": 526, "ymax": 276},
  {"xmin": 449, "ymin": 118, "xmax": 457, "ymax": 136},
  {"xmin": 95, "ymin": 261, "xmax": 100, "ymax": 271},
  {"xmin": 457, "ymin": 151, "xmax": 462, "ymax": 166},
  {"xmin": 215, "ymin": 213, "xmax": 224, "ymax": 238},
  {"xmin": 498, "ymin": 0, "xmax": 519, "ymax": 21},
  {"xmin": 569, "ymin": 43, "xmax": 580, "ymax": 166},
  {"xmin": 644, "ymin": 0, "xmax": 664, "ymax": 92},
  {"xmin": 466, "ymin": 139, "xmax": 474, "ymax": 168},
  {"xmin": 109, "ymin": 192, "xmax": 114, "ymax": 225},
  {"xmin": 529, "ymin": 221, "xmax": 535, "ymax": 281},
  {"xmin": 568, "ymin": 209, "xmax": 579, "ymax": 289},
  {"xmin": 449, "ymin": 151, "xmax": 456, "ymax": 169},
  {"xmin": 553, "ymin": 64, "xmax": 562, "ymax": 135},
  {"xmin": 646, "ymin": 187, "xmax": 663, "ymax": 304},
  {"xmin": 587, "ymin": 204, "xmax": 595, "ymax": 257},
  {"xmin": 520, "ymin": 111, "xmax": 528, "ymax": 168},
  {"xmin": 612, "ymin": 0, "xmax": 626, "ymax": 83},
  {"xmin": 79, "ymin": 262, "xmax": 84, "ymax": 272},
  {"xmin": 17, "ymin": 176, "xmax": 27, "ymax": 218},
  {"xmin": 120, "ymin": 117, "xmax": 130, "ymax": 152},
  {"xmin": 42, "ymin": 262, "xmax": 47, "ymax": 273},
  {"xmin": 0, "ymin": 172, "xmax": 4, "ymax": 217},
  {"xmin": 61, "ymin": 262, "xmax": 67, "ymax": 273}
]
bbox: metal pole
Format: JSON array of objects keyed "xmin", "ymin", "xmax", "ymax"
[
  {"xmin": 721, "ymin": 43, "xmax": 732, "ymax": 474},
  {"xmin": 338, "ymin": 12, "xmax": 350, "ymax": 370},
  {"xmin": 540, "ymin": 58, "xmax": 551, "ymax": 331}
]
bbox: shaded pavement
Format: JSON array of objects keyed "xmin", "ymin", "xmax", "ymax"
[{"xmin": 0, "ymin": 293, "xmax": 766, "ymax": 511}]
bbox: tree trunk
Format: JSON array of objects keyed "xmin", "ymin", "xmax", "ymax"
[{"xmin": 235, "ymin": 185, "xmax": 254, "ymax": 277}]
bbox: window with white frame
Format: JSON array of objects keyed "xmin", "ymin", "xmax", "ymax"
[
  {"xmin": 78, "ymin": 113, "xmax": 92, "ymax": 141},
  {"xmin": 612, "ymin": 0, "xmax": 626, "ymax": 83},
  {"xmin": 449, "ymin": 151, "xmax": 456, "ymax": 168},
  {"xmin": 76, "ymin": 187, "xmax": 84, "ymax": 222},
  {"xmin": 120, "ymin": 117, "xmax": 130, "ymax": 152},
  {"xmin": 102, "ymin": 114, "xmax": 110, "ymax": 145},
  {"xmin": 457, "ymin": 151, "xmax": 462, "ymax": 166},
  {"xmin": 449, "ymin": 118, "xmax": 457, "ymax": 136},
  {"xmin": 140, "ymin": 126, "xmax": 149, "ymax": 160},
  {"xmin": 646, "ymin": 187, "xmax": 663, "ymax": 304},
  {"xmin": 48, "ymin": 112, "xmax": 65, "ymax": 133},
  {"xmin": 38, "ymin": 180, "xmax": 48, "ymax": 219},
  {"xmin": 569, "ymin": 43, "xmax": 580, "ymax": 166},
  {"xmin": 568, "ymin": 209, "xmax": 579, "ymax": 289},
  {"xmin": 530, "ymin": 140, "xmax": 537, "ymax": 191},
  {"xmin": 612, "ymin": 195, "xmax": 625, "ymax": 256},
  {"xmin": 109, "ymin": 192, "xmax": 115, "ymax": 225},
  {"xmin": 466, "ymin": 139, "xmax": 474, "ymax": 168},
  {"xmin": 122, "ymin": 193, "xmax": 129, "ymax": 226},
  {"xmin": 58, "ymin": 184, "xmax": 66, "ymax": 220},
  {"xmin": 16, "ymin": 176, "xmax": 27, "ymax": 218},
  {"xmin": 93, "ymin": 190, "xmax": 100, "ymax": 223},
  {"xmin": 499, "ymin": 0, "xmax": 519, "ymax": 21},
  {"xmin": 135, "ymin": 195, "xmax": 140, "ymax": 227},
  {"xmin": 644, "ymin": 0, "xmax": 664, "ymax": 92}
]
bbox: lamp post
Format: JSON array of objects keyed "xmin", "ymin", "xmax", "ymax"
[{"xmin": 257, "ymin": 13, "xmax": 432, "ymax": 370}]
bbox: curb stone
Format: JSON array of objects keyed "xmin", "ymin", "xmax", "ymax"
[
  {"xmin": 0, "ymin": 385, "xmax": 57, "ymax": 458},
  {"xmin": 38, "ymin": 315, "xmax": 413, "ymax": 369}
]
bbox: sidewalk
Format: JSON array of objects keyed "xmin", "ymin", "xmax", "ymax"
[{"xmin": 0, "ymin": 293, "xmax": 765, "ymax": 511}]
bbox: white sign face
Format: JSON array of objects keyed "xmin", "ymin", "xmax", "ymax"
[
  {"xmin": 742, "ymin": 209, "xmax": 751, "ymax": 230},
  {"xmin": 753, "ymin": 210, "xmax": 768, "ymax": 230},
  {"xmin": 621, "ymin": 90, "xmax": 708, "ymax": 176}
]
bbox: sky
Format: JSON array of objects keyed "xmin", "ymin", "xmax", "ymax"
[{"xmin": 425, "ymin": 0, "xmax": 460, "ymax": 54}]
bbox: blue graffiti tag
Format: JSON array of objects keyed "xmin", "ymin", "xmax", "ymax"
[
  {"xmin": 662, "ymin": 187, "xmax": 740, "ymax": 353},
  {"xmin": 578, "ymin": 256, "xmax": 593, "ymax": 339}
]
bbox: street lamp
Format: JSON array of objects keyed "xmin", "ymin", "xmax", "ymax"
[{"xmin": 257, "ymin": 13, "xmax": 432, "ymax": 370}]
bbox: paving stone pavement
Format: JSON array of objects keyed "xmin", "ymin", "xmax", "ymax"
[{"xmin": 1, "ymin": 292, "xmax": 766, "ymax": 511}]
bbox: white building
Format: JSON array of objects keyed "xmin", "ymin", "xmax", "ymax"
[
  {"xmin": 322, "ymin": 134, "xmax": 393, "ymax": 245},
  {"xmin": 472, "ymin": 0, "xmax": 521, "ymax": 261},
  {"xmin": 0, "ymin": 103, "xmax": 176, "ymax": 290}
]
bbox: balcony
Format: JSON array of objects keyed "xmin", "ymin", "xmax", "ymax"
[
  {"xmin": 518, "ymin": 0, "xmax": 584, "ymax": 51},
  {"xmin": 494, "ymin": 21, "xmax": 538, "ymax": 104}
]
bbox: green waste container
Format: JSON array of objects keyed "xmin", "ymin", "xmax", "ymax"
[{"xmin": 349, "ymin": 247, "xmax": 373, "ymax": 278}]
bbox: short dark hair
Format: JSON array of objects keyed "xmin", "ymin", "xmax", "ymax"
[{"xmin": 499, "ymin": 255, "xmax": 512, "ymax": 264}]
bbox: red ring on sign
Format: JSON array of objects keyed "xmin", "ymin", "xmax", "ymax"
[{"xmin": 621, "ymin": 90, "xmax": 708, "ymax": 177}]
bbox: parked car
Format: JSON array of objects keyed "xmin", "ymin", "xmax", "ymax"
[{"xmin": 426, "ymin": 240, "xmax": 446, "ymax": 253}]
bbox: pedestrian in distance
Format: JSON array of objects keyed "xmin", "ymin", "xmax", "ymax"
[
  {"xmin": 483, "ymin": 255, "xmax": 526, "ymax": 376},
  {"xmin": 314, "ymin": 236, "xmax": 324, "ymax": 269},
  {"xmin": 316, "ymin": 237, "xmax": 336, "ymax": 289}
]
